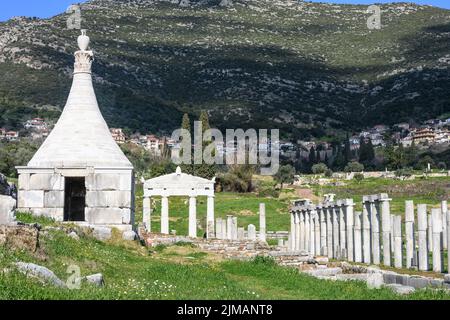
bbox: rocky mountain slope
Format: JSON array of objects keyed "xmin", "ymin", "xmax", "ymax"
[{"xmin": 0, "ymin": 0, "xmax": 449, "ymax": 140}]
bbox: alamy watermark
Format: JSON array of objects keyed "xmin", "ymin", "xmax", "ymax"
[
  {"xmin": 367, "ymin": 5, "xmax": 381, "ymax": 30},
  {"xmin": 171, "ymin": 122, "xmax": 280, "ymax": 176},
  {"xmin": 67, "ymin": 4, "xmax": 82, "ymax": 30}
]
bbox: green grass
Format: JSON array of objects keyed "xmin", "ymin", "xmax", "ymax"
[{"xmin": 1, "ymin": 226, "xmax": 449, "ymax": 300}]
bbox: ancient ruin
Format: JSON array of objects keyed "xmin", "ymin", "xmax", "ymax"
[{"xmin": 15, "ymin": 31, "xmax": 135, "ymax": 233}]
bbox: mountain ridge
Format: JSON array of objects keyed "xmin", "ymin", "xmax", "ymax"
[{"xmin": 0, "ymin": 0, "xmax": 449, "ymax": 141}]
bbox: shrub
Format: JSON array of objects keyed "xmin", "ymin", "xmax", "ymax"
[
  {"xmin": 354, "ymin": 173, "xmax": 364, "ymax": 183},
  {"xmin": 311, "ymin": 163, "xmax": 328, "ymax": 174},
  {"xmin": 344, "ymin": 161, "xmax": 364, "ymax": 173}
]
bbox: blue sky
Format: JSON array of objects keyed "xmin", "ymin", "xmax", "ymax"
[{"xmin": 0, "ymin": 0, "xmax": 449, "ymax": 22}]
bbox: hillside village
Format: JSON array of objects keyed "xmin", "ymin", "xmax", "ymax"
[{"xmin": 2, "ymin": 115, "xmax": 449, "ymax": 166}]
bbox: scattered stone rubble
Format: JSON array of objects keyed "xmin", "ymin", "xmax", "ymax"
[{"xmin": 299, "ymin": 259, "xmax": 450, "ymax": 295}]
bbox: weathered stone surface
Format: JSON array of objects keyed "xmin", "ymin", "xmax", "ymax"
[
  {"xmin": 29, "ymin": 174, "xmax": 64, "ymax": 191},
  {"xmin": 92, "ymin": 226, "xmax": 112, "ymax": 241},
  {"xmin": 0, "ymin": 224, "xmax": 39, "ymax": 252},
  {"xmin": 306, "ymin": 267, "xmax": 342, "ymax": 277},
  {"xmin": 385, "ymin": 284, "xmax": 415, "ymax": 295},
  {"xmin": 407, "ymin": 276, "xmax": 431, "ymax": 289},
  {"xmin": 84, "ymin": 273, "xmax": 104, "ymax": 287},
  {"xmin": 315, "ymin": 257, "xmax": 329, "ymax": 265},
  {"xmin": 28, "ymin": 208, "xmax": 64, "ymax": 221},
  {"xmin": 18, "ymin": 173, "xmax": 30, "ymax": 191},
  {"xmin": 68, "ymin": 231, "xmax": 80, "ymax": 241},
  {"xmin": 44, "ymin": 191, "xmax": 64, "ymax": 208},
  {"xmin": 18, "ymin": 190, "xmax": 44, "ymax": 208},
  {"xmin": 86, "ymin": 208, "xmax": 129, "ymax": 225},
  {"xmin": 122, "ymin": 230, "xmax": 137, "ymax": 241},
  {"xmin": 444, "ymin": 274, "xmax": 450, "ymax": 283},
  {"xmin": 367, "ymin": 273, "xmax": 384, "ymax": 289},
  {"xmin": 86, "ymin": 191, "xmax": 131, "ymax": 208},
  {"xmin": 247, "ymin": 224, "xmax": 256, "ymax": 240},
  {"xmin": 14, "ymin": 262, "xmax": 66, "ymax": 287},
  {"xmin": 335, "ymin": 274, "xmax": 369, "ymax": 282},
  {"xmin": 0, "ymin": 195, "xmax": 16, "ymax": 225},
  {"xmin": 85, "ymin": 173, "xmax": 132, "ymax": 191}
]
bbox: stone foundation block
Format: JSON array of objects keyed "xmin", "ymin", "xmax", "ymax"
[
  {"xmin": 18, "ymin": 174, "xmax": 30, "ymax": 191},
  {"xmin": 85, "ymin": 208, "xmax": 128, "ymax": 225},
  {"xmin": 86, "ymin": 191, "xmax": 131, "ymax": 208},
  {"xmin": 86, "ymin": 173, "xmax": 132, "ymax": 191},
  {"xmin": 29, "ymin": 208, "xmax": 64, "ymax": 221},
  {"xmin": 29, "ymin": 174, "xmax": 63, "ymax": 191},
  {"xmin": 18, "ymin": 190, "xmax": 44, "ymax": 208},
  {"xmin": 44, "ymin": 191, "xmax": 64, "ymax": 208}
]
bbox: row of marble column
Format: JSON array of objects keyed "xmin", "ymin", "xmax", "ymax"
[
  {"xmin": 404, "ymin": 200, "xmax": 449, "ymax": 272},
  {"xmin": 290, "ymin": 198, "xmax": 356, "ymax": 260},
  {"xmin": 143, "ymin": 195, "xmax": 215, "ymax": 238},
  {"xmin": 291, "ymin": 196, "xmax": 450, "ymax": 273}
]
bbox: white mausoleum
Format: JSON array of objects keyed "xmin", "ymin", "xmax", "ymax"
[
  {"xmin": 16, "ymin": 31, "xmax": 135, "ymax": 231},
  {"xmin": 143, "ymin": 167, "xmax": 215, "ymax": 238}
]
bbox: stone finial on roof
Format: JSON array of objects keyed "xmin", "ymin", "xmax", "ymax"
[
  {"xmin": 74, "ymin": 29, "xmax": 93, "ymax": 74},
  {"xmin": 176, "ymin": 166, "xmax": 182, "ymax": 175}
]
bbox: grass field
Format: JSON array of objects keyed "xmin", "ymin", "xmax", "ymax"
[{"xmin": 1, "ymin": 223, "xmax": 449, "ymax": 300}]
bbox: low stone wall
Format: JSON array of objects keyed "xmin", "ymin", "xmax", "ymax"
[{"xmin": 0, "ymin": 224, "xmax": 40, "ymax": 253}]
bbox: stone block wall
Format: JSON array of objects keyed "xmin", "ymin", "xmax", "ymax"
[
  {"xmin": 17, "ymin": 169, "xmax": 134, "ymax": 227},
  {"xmin": 18, "ymin": 172, "xmax": 65, "ymax": 221}
]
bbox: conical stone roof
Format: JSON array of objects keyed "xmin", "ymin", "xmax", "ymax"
[{"xmin": 28, "ymin": 31, "xmax": 132, "ymax": 168}]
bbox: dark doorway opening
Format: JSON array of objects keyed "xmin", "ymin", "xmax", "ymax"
[{"xmin": 64, "ymin": 177, "xmax": 86, "ymax": 222}]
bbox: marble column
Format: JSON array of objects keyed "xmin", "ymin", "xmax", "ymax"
[
  {"xmin": 259, "ymin": 203, "xmax": 266, "ymax": 242},
  {"xmin": 295, "ymin": 212, "xmax": 301, "ymax": 251},
  {"xmin": 338, "ymin": 202, "xmax": 346, "ymax": 259},
  {"xmin": 221, "ymin": 218, "xmax": 228, "ymax": 240},
  {"xmin": 417, "ymin": 204, "xmax": 428, "ymax": 271},
  {"xmin": 304, "ymin": 210, "xmax": 310, "ymax": 253},
  {"xmin": 447, "ymin": 210, "xmax": 450, "ymax": 274},
  {"xmin": 380, "ymin": 195, "xmax": 391, "ymax": 267},
  {"xmin": 431, "ymin": 208, "xmax": 443, "ymax": 273},
  {"xmin": 393, "ymin": 215, "xmax": 402, "ymax": 269},
  {"xmin": 161, "ymin": 196, "xmax": 169, "ymax": 234},
  {"xmin": 310, "ymin": 209, "xmax": 315, "ymax": 255},
  {"xmin": 207, "ymin": 196, "xmax": 215, "ymax": 239},
  {"xmin": 314, "ymin": 210, "xmax": 320, "ymax": 256},
  {"xmin": 290, "ymin": 212, "xmax": 296, "ymax": 251},
  {"xmin": 248, "ymin": 224, "xmax": 256, "ymax": 240},
  {"xmin": 299, "ymin": 211, "xmax": 305, "ymax": 251},
  {"xmin": 390, "ymin": 214, "xmax": 395, "ymax": 254},
  {"xmin": 442, "ymin": 201, "xmax": 448, "ymax": 250},
  {"xmin": 143, "ymin": 196, "xmax": 151, "ymax": 232},
  {"xmin": 405, "ymin": 200, "xmax": 415, "ymax": 268},
  {"xmin": 367, "ymin": 196, "xmax": 380, "ymax": 265},
  {"xmin": 428, "ymin": 214, "xmax": 433, "ymax": 253},
  {"xmin": 216, "ymin": 218, "xmax": 223, "ymax": 239},
  {"xmin": 362, "ymin": 200, "xmax": 371, "ymax": 264},
  {"xmin": 326, "ymin": 206, "xmax": 333, "ymax": 259},
  {"xmin": 319, "ymin": 207, "xmax": 327, "ymax": 256},
  {"xmin": 227, "ymin": 215, "xmax": 233, "ymax": 240},
  {"xmin": 237, "ymin": 227, "xmax": 245, "ymax": 240},
  {"xmin": 344, "ymin": 199, "xmax": 354, "ymax": 261},
  {"xmin": 188, "ymin": 196, "xmax": 197, "ymax": 238},
  {"xmin": 354, "ymin": 211, "xmax": 362, "ymax": 263},
  {"xmin": 232, "ymin": 217, "xmax": 238, "ymax": 240},
  {"xmin": 332, "ymin": 206, "xmax": 339, "ymax": 259}
]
